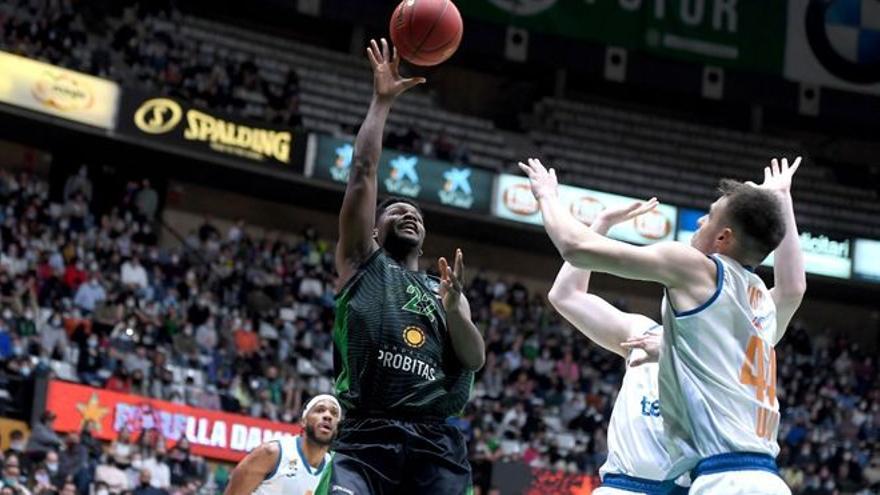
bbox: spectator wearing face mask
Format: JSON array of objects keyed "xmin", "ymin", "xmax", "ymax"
[
  {"xmin": 2, "ymin": 453, "xmax": 30, "ymax": 495},
  {"xmin": 94, "ymin": 452, "xmax": 130, "ymax": 494},
  {"xmin": 63, "ymin": 167, "xmax": 92, "ymax": 204},
  {"xmin": 74, "ymin": 274, "xmax": 106, "ymax": 313},
  {"xmin": 141, "ymin": 446, "xmax": 171, "ymax": 490},
  {"xmin": 130, "ymin": 469, "xmax": 165, "ymax": 495},
  {"xmin": 42, "ymin": 451, "xmax": 63, "ymax": 489},
  {"xmin": 24, "ymin": 412, "xmax": 61, "ymax": 463},
  {"xmin": 232, "ymin": 319, "xmax": 258, "ymax": 357},
  {"xmin": 63, "ymin": 259, "xmax": 87, "ymax": 292},
  {"xmin": 120, "ymin": 257, "xmax": 148, "ymax": 292},
  {"xmin": 5, "ymin": 431, "xmax": 26, "ymax": 457},
  {"xmin": 30, "ymin": 463, "xmax": 54, "ymax": 495},
  {"xmin": 134, "ymin": 180, "xmax": 158, "ymax": 223},
  {"xmin": 76, "ymin": 334, "xmax": 104, "ymax": 386},
  {"xmin": 58, "ymin": 434, "xmax": 87, "ymax": 486},
  {"xmin": 38, "ymin": 312, "xmax": 67, "ymax": 361}
]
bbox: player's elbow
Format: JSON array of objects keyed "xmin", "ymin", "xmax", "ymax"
[
  {"xmin": 461, "ymin": 352, "xmax": 485, "ymax": 372},
  {"xmin": 780, "ymin": 279, "xmax": 807, "ymax": 301},
  {"xmin": 547, "ymin": 284, "xmax": 566, "ymax": 309},
  {"xmin": 559, "ymin": 241, "xmax": 599, "ymax": 271}
]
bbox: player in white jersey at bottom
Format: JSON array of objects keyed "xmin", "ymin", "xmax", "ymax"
[
  {"xmin": 548, "ymin": 198, "xmax": 688, "ymax": 495},
  {"xmin": 521, "ymin": 157, "xmax": 806, "ymax": 495},
  {"xmin": 224, "ymin": 395, "xmax": 341, "ymax": 495}
]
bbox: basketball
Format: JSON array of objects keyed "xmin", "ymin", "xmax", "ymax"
[{"xmin": 390, "ymin": 0, "xmax": 463, "ymax": 66}]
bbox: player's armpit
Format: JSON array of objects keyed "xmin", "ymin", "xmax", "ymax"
[{"xmin": 223, "ymin": 441, "xmax": 281, "ymax": 495}]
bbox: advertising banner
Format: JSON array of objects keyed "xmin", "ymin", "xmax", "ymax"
[
  {"xmin": 309, "ymin": 134, "xmax": 494, "ymax": 214},
  {"xmin": 458, "ymin": 0, "xmax": 787, "ymax": 72},
  {"xmin": 493, "ymin": 174, "xmax": 677, "ymax": 245},
  {"xmin": 678, "ymin": 209, "xmax": 853, "ymax": 279},
  {"xmin": 490, "ymin": 460, "xmax": 595, "ymax": 494},
  {"xmin": 853, "ymin": 238, "xmax": 880, "ymax": 281},
  {"xmin": 784, "ymin": 0, "xmax": 880, "ymax": 94},
  {"xmin": 0, "ymin": 51, "xmax": 119, "ymax": 129},
  {"xmin": 45, "ymin": 380, "xmax": 301, "ymax": 462},
  {"xmin": 118, "ymin": 90, "xmax": 295, "ymax": 168}
]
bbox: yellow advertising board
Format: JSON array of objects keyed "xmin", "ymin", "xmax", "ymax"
[{"xmin": 0, "ymin": 51, "xmax": 119, "ymax": 129}]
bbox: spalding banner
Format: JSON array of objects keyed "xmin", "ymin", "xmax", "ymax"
[
  {"xmin": 0, "ymin": 51, "xmax": 119, "ymax": 129},
  {"xmin": 118, "ymin": 90, "xmax": 294, "ymax": 167},
  {"xmin": 45, "ymin": 380, "xmax": 301, "ymax": 462}
]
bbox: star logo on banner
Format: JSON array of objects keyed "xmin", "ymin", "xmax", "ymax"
[{"xmin": 76, "ymin": 393, "xmax": 110, "ymax": 431}]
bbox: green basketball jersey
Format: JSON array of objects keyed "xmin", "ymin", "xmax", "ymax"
[{"xmin": 333, "ymin": 249, "xmax": 474, "ymax": 418}]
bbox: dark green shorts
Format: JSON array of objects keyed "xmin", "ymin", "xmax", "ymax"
[{"xmin": 315, "ymin": 417, "xmax": 471, "ymax": 495}]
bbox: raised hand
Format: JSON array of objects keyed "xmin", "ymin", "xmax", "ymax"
[
  {"xmin": 620, "ymin": 331, "xmax": 662, "ymax": 367},
  {"xmin": 593, "ymin": 197, "xmax": 659, "ymax": 234},
  {"xmin": 517, "ymin": 158, "xmax": 559, "ymax": 201},
  {"xmin": 438, "ymin": 248, "xmax": 465, "ymax": 310},
  {"xmin": 750, "ymin": 156, "xmax": 802, "ymax": 196},
  {"xmin": 367, "ymin": 38, "xmax": 426, "ymax": 102}
]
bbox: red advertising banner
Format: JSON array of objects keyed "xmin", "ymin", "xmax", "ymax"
[
  {"xmin": 45, "ymin": 380, "xmax": 301, "ymax": 462},
  {"xmin": 491, "ymin": 460, "xmax": 596, "ymax": 495}
]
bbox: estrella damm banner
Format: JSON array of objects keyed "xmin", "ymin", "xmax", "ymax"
[
  {"xmin": 0, "ymin": 51, "xmax": 119, "ymax": 129},
  {"xmin": 118, "ymin": 89, "xmax": 294, "ymax": 167},
  {"xmin": 45, "ymin": 380, "xmax": 301, "ymax": 462},
  {"xmin": 459, "ymin": 0, "xmax": 787, "ymax": 73},
  {"xmin": 308, "ymin": 134, "xmax": 495, "ymax": 215}
]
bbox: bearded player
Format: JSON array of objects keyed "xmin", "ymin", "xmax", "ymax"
[
  {"xmin": 316, "ymin": 39, "xmax": 484, "ymax": 495},
  {"xmin": 521, "ymin": 157, "xmax": 805, "ymax": 495},
  {"xmin": 548, "ymin": 198, "xmax": 688, "ymax": 495},
  {"xmin": 225, "ymin": 395, "xmax": 341, "ymax": 495}
]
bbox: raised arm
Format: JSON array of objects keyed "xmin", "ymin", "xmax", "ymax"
[
  {"xmin": 223, "ymin": 441, "xmax": 280, "ymax": 495},
  {"xmin": 548, "ymin": 199, "xmax": 661, "ymax": 358},
  {"xmin": 519, "ymin": 159, "xmax": 717, "ymax": 311},
  {"xmin": 335, "ymin": 39, "xmax": 425, "ymax": 285},
  {"xmin": 758, "ymin": 157, "xmax": 806, "ymax": 342}
]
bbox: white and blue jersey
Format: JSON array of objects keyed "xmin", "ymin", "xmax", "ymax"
[
  {"xmin": 597, "ymin": 333, "xmax": 687, "ymax": 495},
  {"xmin": 659, "ymin": 254, "xmax": 786, "ymax": 492},
  {"xmin": 252, "ymin": 436, "xmax": 332, "ymax": 495}
]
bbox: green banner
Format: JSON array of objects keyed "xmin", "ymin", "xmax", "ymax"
[
  {"xmin": 309, "ymin": 135, "xmax": 494, "ymax": 214},
  {"xmin": 460, "ymin": 0, "xmax": 786, "ymax": 72}
]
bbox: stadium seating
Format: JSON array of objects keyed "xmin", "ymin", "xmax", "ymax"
[{"xmin": 0, "ymin": 168, "xmax": 877, "ymax": 494}]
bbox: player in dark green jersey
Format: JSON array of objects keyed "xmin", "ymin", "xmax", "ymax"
[{"xmin": 315, "ymin": 39, "xmax": 485, "ymax": 495}]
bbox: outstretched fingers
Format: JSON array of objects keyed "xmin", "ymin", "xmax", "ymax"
[
  {"xmin": 789, "ymin": 156, "xmax": 802, "ymax": 175},
  {"xmin": 381, "ymin": 38, "xmax": 390, "ymax": 62}
]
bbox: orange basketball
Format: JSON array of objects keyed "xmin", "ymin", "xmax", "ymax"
[{"xmin": 390, "ymin": 0, "xmax": 463, "ymax": 67}]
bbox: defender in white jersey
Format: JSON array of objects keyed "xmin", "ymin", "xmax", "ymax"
[
  {"xmin": 225, "ymin": 395, "xmax": 341, "ymax": 495},
  {"xmin": 520, "ymin": 157, "xmax": 806, "ymax": 494},
  {"xmin": 548, "ymin": 198, "xmax": 687, "ymax": 495}
]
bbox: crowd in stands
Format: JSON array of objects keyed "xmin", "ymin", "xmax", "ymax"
[
  {"xmin": 0, "ymin": 0, "xmax": 303, "ymax": 129},
  {"xmin": 0, "ymin": 0, "xmax": 471, "ymax": 164},
  {"xmin": 0, "ymin": 167, "xmax": 877, "ymax": 495}
]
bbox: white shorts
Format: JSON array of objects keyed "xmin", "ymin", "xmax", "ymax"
[
  {"xmin": 690, "ymin": 470, "xmax": 790, "ymax": 495},
  {"xmin": 595, "ymin": 474, "xmax": 688, "ymax": 495}
]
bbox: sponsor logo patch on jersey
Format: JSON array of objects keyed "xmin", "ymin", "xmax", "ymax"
[{"xmin": 403, "ymin": 326, "xmax": 426, "ymax": 348}]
